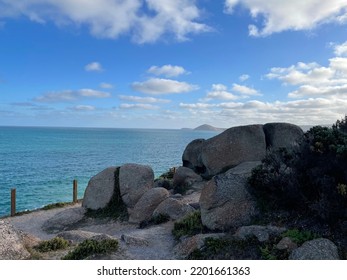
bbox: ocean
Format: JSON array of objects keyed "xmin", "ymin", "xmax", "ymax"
[{"xmin": 0, "ymin": 126, "xmax": 218, "ymax": 217}]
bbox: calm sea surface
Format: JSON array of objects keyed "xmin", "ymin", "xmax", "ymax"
[{"xmin": 0, "ymin": 126, "xmax": 218, "ymax": 217}]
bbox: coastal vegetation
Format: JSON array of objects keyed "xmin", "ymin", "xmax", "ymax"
[
  {"xmin": 34, "ymin": 237, "xmax": 69, "ymax": 253},
  {"xmin": 172, "ymin": 211, "xmax": 205, "ymax": 240},
  {"xmin": 62, "ymin": 239, "xmax": 119, "ymax": 260}
]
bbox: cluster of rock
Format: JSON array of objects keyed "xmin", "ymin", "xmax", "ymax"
[
  {"xmin": 79, "ymin": 122, "xmax": 341, "ymax": 260},
  {"xmin": 183, "ymin": 122, "xmax": 303, "ymax": 178},
  {"xmin": 82, "ymin": 163, "xmax": 197, "ymax": 224}
]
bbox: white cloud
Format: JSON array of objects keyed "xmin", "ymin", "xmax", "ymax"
[
  {"xmin": 180, "ymin": 97, "xmax": 347, "ymax": 126},
  {"xmin": 119, "ymin": 95, "xmax": 170, "ymax": 103},
  {"xmin": 147, "ymin": 65, "xmax": 188, "ymax": 77},
  {"xmin": 232, "ymin": 83, "xmax": 261, "ymax": 96},
  {"xmin": 0, "ymin": 0, "xmax": 211, "ymax": 43},
  {"xmin": 224, "ymin": 0, "xmax": 347, "ymax": 36},
  {"xmin": 333, "ymin": 41, "xmax": 347, "ymax": 57},
  {"xmin": 239, "ymin": 74, "xmax": 250, "ymax": 81},
  {"xmin": 131, "ymin": 78, "xmax": 199, "ymax": 95},
  {"xmin": 85, "ymin": 62, "xmax": 103, "ymax": 72},
  {"xmin": 100, "ymin": 83, "xmax": 113, "ymax": 89},
  {"xmin": 120, "ymin": 103, "xmax": 159, "ymax": 110},
  {"xmin": 34, "ymin": 89, "xmax": 111, "ymax": 103},
  {"xmin": 266, "ymin": 56, "xmax": 347, "ymax": 99},
  {"xmin": 71, "ymin": 105, "xmax": 96, "ymax": 111},
  {"xmin": 180, "ymin": 102, "xmax": 216, "ymax": 109},
  {"xmin": 204, "ymin": 84, "xmax": 239, "ymax": 101}
]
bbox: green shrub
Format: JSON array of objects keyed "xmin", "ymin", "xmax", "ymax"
[
  {"xmin": 62, "ymin": 239, "xmax": 119, "ymax": 260},
  {"xmin": 188, "ymin": 236, "xmax": 267, "ymax": 260},
  {"xmin": 172, "ymin": 211, "xmax": 204, "ymax": 240},
  {"xmin": 281, "ymin": 229, "xmax": 318, "ymax": 245},
  {"xmin": 159, "ymin": 167, "xmax": 176, "ymax": 180},
  {"xmin": 248, "ymin": 120, "xmax": 347, "ymax": 224},
  {"xmin": 34, "ymin": 237, "xmax": 69, "ymax": 253},
  {"xmin": 42, "ymin": 202, "xmax": 71, "ymax": 210}
]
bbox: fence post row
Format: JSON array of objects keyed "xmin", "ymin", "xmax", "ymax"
[{"xmin": 9, "ymin": 180, "xmax": 78, "ymax": 216}]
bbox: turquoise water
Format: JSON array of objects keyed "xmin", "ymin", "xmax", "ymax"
[{"xmin": 0, "ymin": 126, "xmax": 217, "ymax": 217}]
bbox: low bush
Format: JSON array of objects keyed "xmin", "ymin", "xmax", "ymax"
[
  {"xmin": 62, "ymin": 239, "xmax": 119, "ymax": 260},
  {"xmin": 172, "ymin": 211, "xmax": 204, "ymax": 240},
  {"xmin": 34, "ymin": 237, "xmax": 69, "ymax": 253}
]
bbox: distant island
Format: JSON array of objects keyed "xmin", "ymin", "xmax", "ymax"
[{"xmin": 182, "ymin": 124, "xmax": 226, "ymax": 132}]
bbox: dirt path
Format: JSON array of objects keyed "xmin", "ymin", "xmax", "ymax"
[{"xmin": 2, "ymin": 203, "xmax": 178, "ymax": 260}]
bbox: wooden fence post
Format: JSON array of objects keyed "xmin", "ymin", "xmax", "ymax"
[
  {"xmin": 11, "ymin": 188, "xmax": 16, "ymax": 217},
  {"xmin": 73, "ymin": 179, "xmax": 78, "ymax": 203}
]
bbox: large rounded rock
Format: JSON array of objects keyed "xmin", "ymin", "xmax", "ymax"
[
  {"xmin": 129, "ymin": 187, "xmax": 170, "ymax": 223},
  {"xmin": 173, "ymin": 166, "xmax": 202, "ymax": 193},
  {"xmin": 289, "ymin": 238, "xmax": 339, "ymax": 260},
  {"xmin": 82, "ymin": 166, "xmax": 119, "ymax": 210},
  {"xmin": 263, "ymin": 122, "xmax": 304, "ymax": 150},
  {"xmin": 153, "ymin": 198, "xmax": 195, "ymax": 220},
  {"xmin": 182, "ymin": 139, "xmax": 206, "ymax": 173},
  {"xmin": 200, "ymin": 125, "xmax": 266, "ymax": 178},
  {"xmin": 0, "ymin": 220, "xmax": 30, "ymax": 260},
  {"xmin": 199, "ymin": 162, "xmax": 259, "ymax": 231},
  {"xmin": 119, "ymin": 163, "xmax": 154, "ymax": 209}
]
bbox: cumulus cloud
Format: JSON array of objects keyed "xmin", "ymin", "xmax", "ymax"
[
  {"xmin": 180, "ymin": 97, "xmax": 347, "ymax": 126},
  {"xmin": 120, "ymin": 103, "xmax": 159, "ymax": 110},
  {"xmin": 71, "ymin": 105, "xmax": 96, "ymax": 111},
  {"xmin": 239, "ymin": 74, "xmax": 250, "ymax": 81},
  {"xmin": 34, "ymin": 89, "xmax": 111, "ymax": 103},
  {"xmin": 147, "ymin": 65, "xmax": 188, "ymax": 77},
  {"xmin": 131, "ymin": 78, "xmax": 199, "ymax": 95},
  {"xmin": 232, "ymin": 83, "xmax": 261, "ymax": 96},
  {"xmin": 266, "ymin": 56, "xmax": 347, "ymax": 98},
  {"xmin": 204, "ymin": 84, "xmax": 239, "ymax": 101},
  {"xmin": 119, "ymin": 95, "xmax": 170, "ymax": 103},
  {"xmin": 201, "ymin": 83, "xmax": 260, "ymax": 102},
  {"xmin": 0, "ymin": 0, "xmax": 211, "ymax": 43},
  {"xmin": 224, "ymin": 0, "xmax": 347, "ymax": 36},
  {"xmin": 85, "ymin": 62, "xmax": 103, "ymax": 72},
  {"xmin": 99, "ymin": 83, "xmax": 114, "ymax": 89},
  {"xmin": 333, "ymin": 41, "xmax": 347, "ymax": 57}
]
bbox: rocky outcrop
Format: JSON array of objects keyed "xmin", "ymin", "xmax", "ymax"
[
  {"xmin": 289, "ymin": 238, "xmax": 340, "ymax": 260},
  {"xmin": 182, "ymin": 123, "xmax": 304, "ymax": 178},
  {"xmin": 200, "ymin": 125, "xmax": 265, "ymax": 178},
  {"xmin": 82, "ymin": 167, "xmax": 119, "ymax": 210},
  {"xmin": 173, "ymin": 166, "xmax": 202, "ymax": 193},
  {"xmin": 263, "ymin": 122, "xmax": 304, "ymax": 150},
  {"xmin": 153, "ymin": 198, "xmax": 195, "ymax": 220},
  {"xmin": 182, "ymin": 139, "xmax": 206, "ymax": 173},
  {"xmin": 0, "ymin": 220, "xmax": 30, "ymax": 260},
  {"xmin": 199, "ymin": 161, "xmax": 260, "ymax": 231},
  {"xmin": 129, "ymin": 187, "xmax": 170, "ymax": 223},
  {"xmin": 119, "ymin": 163, "xmax": 154, "ymax": 209}
]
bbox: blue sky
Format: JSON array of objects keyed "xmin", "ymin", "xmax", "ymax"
[{"xmin": 1, "ymin": 0, "xmax": 347, "ymax": 129}]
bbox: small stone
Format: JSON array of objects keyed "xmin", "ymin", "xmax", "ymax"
[
  {"xmin": 121, "ymin": 234, "xmax": 149, "ymax": 246},
  {"xmin": 276, "ymin": 237, "xmax": 297, "ymax": 251}
]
